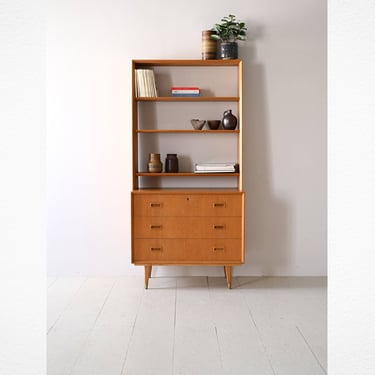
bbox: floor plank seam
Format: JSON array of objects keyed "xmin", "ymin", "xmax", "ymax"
[
  {"xmin": 47, "ymin": 277, "xmax": 88, "ymax": 335},
  {"xmin": 240, "ymin": 283, "xmax": 277, "ymax": 375},
  {"xmin": 119, "ymin": 286, "xmax": 146, "ymax": 375},
  {"xmin": 68, "ymin": 278, "xmax": 117, "ymax": 375},
  {"xmin": 207, "ymin": 277, "xmax": 224, "ymax": 370},
  {"xmin": 47, "ymin": 277, "xmax": 58, "ymax": 289},
  {"xmin": 171, "ymin": 280, "xmax": 177, "ymax": 375},
  {"xmin": 296, "ymin": 325, "xmax": 326, "ymax": 374},
  {"xmin": 214, "ymin": 326, "xmax": 224, "ymax": 369}
]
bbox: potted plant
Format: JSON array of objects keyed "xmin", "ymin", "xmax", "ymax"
[{"xmin": 211, "ymin": 14, "xmax": 247, "ymax": 59}]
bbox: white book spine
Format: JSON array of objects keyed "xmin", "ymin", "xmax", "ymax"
[{"xmin": 135, "ymin": 69, "xmax": 157, "ymax": 97}]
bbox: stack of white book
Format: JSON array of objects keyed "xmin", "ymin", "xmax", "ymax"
[
  {"xmin": 135, "ymin": 69, "xmax": 158, "ymax": 97},
  {"xmin": 194, "ymin": 163, "xmax": 237, "ymax": 173}
]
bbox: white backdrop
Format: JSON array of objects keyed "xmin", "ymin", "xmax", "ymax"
[{"xmin": 47, "ymin": 0, "xmax": 326, "ymax": 276}]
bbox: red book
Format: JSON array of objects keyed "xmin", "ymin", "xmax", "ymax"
[
  {"xmin": 171, "ymin": 87, "xmax": 200, "ymax": 90},
  {"xmin": 171, "ymin": 87, "xmax": 200, "ymax": 95}
]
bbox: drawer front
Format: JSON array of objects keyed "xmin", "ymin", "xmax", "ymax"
[
  {"xmin": 133, "ymin": 239, "xmax": 242, "ymax": 263},
  {"xmin": 133, "ymin": 217, "xmax": 185, "ymax": 238},
  {"xmin": 132, "ymin": 239, "xmax": 185, "ymax": 262},
  {"xmin": 185, "ymin": 217, "xmax": 242, "ymax": 238},
  {"xmin": 132, "ymin": 193, "xmax": 243, "ymax": 217},
  {"xmin": 185, "ymin": 239, "xmax": 243, "ymax": 262},
  {"xmin": 187, "ymin": 195, "xmax": 243, "ymax": 217},
  {"xmin": 133, "ymin": 217, "xmax": 242, "ymax": 238},
  {"xmin": 133, "ymin": 195, "xmax": 188, "ymax": 217}
]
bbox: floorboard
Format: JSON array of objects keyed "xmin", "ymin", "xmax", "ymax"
[
  {"xmin": 71, "ymin": 277, "xmax": 144, "ymax": 375},
  {"xmin": 47, "ymin": 277, "xmax": 115, "ymax": 375},
  {"xmin": 47, "ymin": 276, "xmax": 326, "ymax": 375},
  {"xmin": 120, "ymin": 277, "xmax": 176, "ymax": 375},
  {"xmin": 47, "ymin": 277, "xmax": 86, "ymax": 333}
]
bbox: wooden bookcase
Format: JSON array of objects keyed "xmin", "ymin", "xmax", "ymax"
[{"xmin": 131, "ymin": 59, "xmax": 244, "ymax": 288}]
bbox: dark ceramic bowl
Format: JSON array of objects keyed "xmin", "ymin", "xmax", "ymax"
[
  {"xmin": 207, "ymin": 120, "xmax": 221, "ymax": 130},
  {"xmin": 190, "ymin": 119, "xmax": 206, "ymax": 130}
]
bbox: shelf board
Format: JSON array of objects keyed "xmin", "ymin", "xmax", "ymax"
[
  {"xmin": 133, "ymin": 59, "xmax": 242, "ymax": 67},
  {"xmin": 136, "ymin": 129, "xmax": 239, "ymax": 134},
  {"xmin": 136, "ymin": 172, "xmax": 240, "ymax": 177},
  {"xmin": 135, "ymin": 96, "xmax": 239, "ymax": 102}
]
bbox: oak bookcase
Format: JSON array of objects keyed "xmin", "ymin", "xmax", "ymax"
[{"xmin": 131, "ymin": 59, "xmax": 244, "ymax": 288}]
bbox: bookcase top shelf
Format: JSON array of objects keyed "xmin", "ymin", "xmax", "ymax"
[{"xmin": 133, "ymin": 59, "xmax": 242, "ymax": 67}]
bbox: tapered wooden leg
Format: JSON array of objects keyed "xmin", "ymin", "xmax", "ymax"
[
  {"xmin": 224, "ymin": 266, "xmax": 232, "ymax": 289},
  {"xmin": 144, "ymin": 265, "xmax": 152, "ymax": 289}
]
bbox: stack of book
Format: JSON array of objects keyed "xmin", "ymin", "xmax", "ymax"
[
  {"xmin": 135, "ymin": 69, "xmax": 158, "ymax": 97},
  {"xmin": 194, "ymin": 163, "xmax": 237, "ymax": 173},
  {"xmin": 171, "ymin": 87, "xmax": 200, "ymax": 97}
]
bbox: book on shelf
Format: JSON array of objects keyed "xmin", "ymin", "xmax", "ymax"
[
  {"xmin": 135, "ymin": 69, "xmax": 158, "ymax": 97},
  {"xmin": 194, "ymin": 163, "xmax": 237, "ymax": 173},
  {"xmin": 170, "ymin": 87, "xmax": 200, "ymax": 97},
  {"xmin": 171, "ymin": 93, "xmax": 201, "ymax": 97}
]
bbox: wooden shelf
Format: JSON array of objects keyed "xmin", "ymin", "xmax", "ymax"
[
  {"xmin": 136, "ymin": 96, "xmax": 239, "ymax": 102},
  {"xmin": 136, "ymin": 172, "xmax": 240, "ymax": 177},
  {"xmin": 133, "ymin": 59, "xmax": 242, "ymax": 67},
  {"xmin": 136, "ymin": 129, "xmax": 239, "ymax": 134}
]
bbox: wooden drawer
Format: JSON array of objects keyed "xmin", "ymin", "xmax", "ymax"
[
  {"xmin": 188, "ymin": 195, "xmax": 243, "ymax": 217},
  {"xmin": 133, "ymin": 217, "xmax": 185, "ymax": 238},
  {"xmin": 133, "ymin": 195, "xmax": 187, "ymax": 217},
  {"xmin": 133, "ymin": 217, "xmax": 242, "ymax": 239},
  {"xmin": 185, "ymin": 239, "xmax": 243, "ymax": 262},
  {"xmin": 132, "ymin": 193, "xmax": 243, "ymax": 217},
  {"xmin": 132, "ymin": 239, "xmax": 185, "ymax": 262},
  {"xmin": 133, "ymin": 239, "xmax": 242, "ymax": 263}
]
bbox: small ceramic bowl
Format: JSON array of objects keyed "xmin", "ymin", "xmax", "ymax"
[
  {"xmin": 207, "ymin": 120, "xmax": 221, "ymax": 130},
  {"xmin": 190, "ymin": 119, "xmax": 206, "ymax": 130}
]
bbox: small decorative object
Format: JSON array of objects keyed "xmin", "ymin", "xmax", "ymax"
[
  {"xmin": 190, "ymin": 119, "xmax": 206, "ymax": 130},
  {"xmin": 201, "ymin": 30, "xmax": 217, "ymax": 60},
  {"xmin": 165, "ymin": 154, "xmax": 179, "ymax": 173},
  {"xmin": 171, "ymin": 86, "xmax": 200, "ymax": 97},
  {"xmin": 211, "ymin": 14, "xmax": 247, "ymax": 59},
  {"xmin": 147, "ymin": 153, "xmax": 162, "ymax": 173},
  {"xmin": 222, "ymin": 110, "xmax": 238, "ymax": 130},
  {"xmin": 207, "ymin": 120, "xmax": 221, "ymax": 130}
]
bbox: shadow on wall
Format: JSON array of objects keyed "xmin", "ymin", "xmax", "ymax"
[{"xmin": 241, "ymin": 42, "xmax": 292, "ymax": 275}]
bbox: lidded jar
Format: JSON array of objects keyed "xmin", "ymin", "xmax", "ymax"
[
  {"xmin": 165, "ymin": 154, "xmax": 179, "ymax": 173},
  {"xmin": 147, "ymin": 153, "xmax": 162, "ymax": 173},
  {"xmin": 201, "ymin": 30, "xmax": 217, "ymax": 60},
  {"xmin": 222, "ymin": 109, "xmax": 238, "ymax": 130}
]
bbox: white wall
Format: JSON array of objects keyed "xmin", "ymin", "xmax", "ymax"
[{"xmin": 47, "ymin": 0, "xmax": 326, "ymax": 276}]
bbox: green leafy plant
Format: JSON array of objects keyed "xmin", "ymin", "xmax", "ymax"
[{"xmin": 211, "ymin": 14, "xmax": 247, "ymax": 42}]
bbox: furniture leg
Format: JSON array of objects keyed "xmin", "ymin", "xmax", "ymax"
[
  {"xmin": 224, "ymin": 266, "xmax": 232, "ymax": 289},
  {"xmin": 144, "ymin": 265, "xmax": 152, "ymax": 289}
]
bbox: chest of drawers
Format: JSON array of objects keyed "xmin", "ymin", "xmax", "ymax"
[{"xmin": 131, "ymin": 190, "xmax": 244, "ymax": 288}]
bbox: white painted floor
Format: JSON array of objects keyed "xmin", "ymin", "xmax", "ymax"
[{"xmin": 47, "ymin": 276, "xmax": 327, "ymax": 375}]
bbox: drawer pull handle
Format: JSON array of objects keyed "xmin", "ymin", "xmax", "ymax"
[
  {"xmin": 150, "ymin": 247, "xmax": 162, "ymax": 251},
  {"xmin": 213, "ymin": 202, "xmax": 226, "ymax": 208},
  {"xmin": 213, "ymin": 225, "xmax": 225, "ymax": 229},
  {"xmin": 213, "ymin": 247, "xmax": 224, "ymax": 251},
  {"xmin": 150, "ymin": 224, "xmax": 162, "ymax": 229},
  {"xmin": 150, "ymin": 203, "xmax": 161, "ymax": 208}
]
